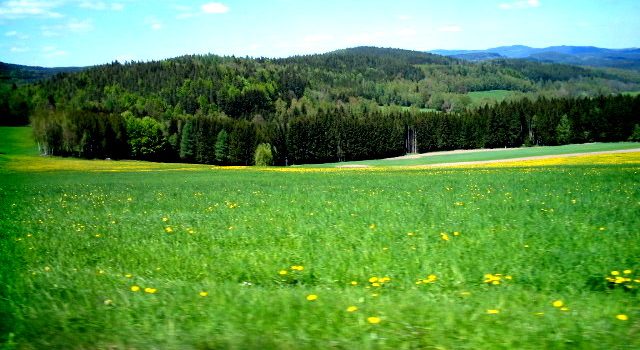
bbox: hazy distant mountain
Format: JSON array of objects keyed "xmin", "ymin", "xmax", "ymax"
[
  {"xmin": 430, "ymin": 45, "xmax": 640, "ymax": 70},
  {"xmin": 0, "ymin": 62, "xmax": 85, "ymax": 85}
]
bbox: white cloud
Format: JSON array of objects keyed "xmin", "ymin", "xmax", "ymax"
[
  {"xmin": 42, "ymin": 45, "xmax": 67, "ymax": 57},
  {"xmin": 201, "ymin": 2, "xmax": 229, "ymax": 14},
  {"xmin": 145, "ymin": 16, "xmax": 162, "ymax": 30},
  {"xmin": 397, "ymin": 15, "xmax": 412, "ymax": 21},
  {"xmin": 499, "ymin": 0, "xmax": 540, "ymax": 10},
  {"xmin": 42, "ymin": 29, "xmax": 60, "ymax": 37},
  {"xmin": 41, "ymin": 18, "xmax": 93, "ymax": 37},
  {"xmin": 0, "ymin": 0, "xmax": 64, "ymax": 19},
  {"xmin": 175, "ymin": 5, "xmax": 197, "ymax": 20},
  {"xmin": 79, "ymin": 1, "xmax": 124, "ymax": 11},
  {"xmin": 438, "ymin": 25, "xmax": 463, "ymax": 33},
  {"xmin": 176, "ymin": 12, "xmax": 195, "ymax": 20},
  {"xmin": 5, "ymin": 30, "xmax": 29, "ymax": 39},
  {"xmin": 66, "ymin": 18, "xmax": 93, "ymax": 32},
  {"xmin": 10, "ymin": 46, "xmax": 30, "ymax": 52}
]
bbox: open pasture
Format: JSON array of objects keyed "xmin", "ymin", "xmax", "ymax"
[{"xmin": 1, "ymin": 129, "xmax": 639, "ymax": 349}]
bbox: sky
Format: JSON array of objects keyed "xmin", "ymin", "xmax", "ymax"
[{"xmin": 1, "ymin": 0, "xmax": 639, "ymax": 67}]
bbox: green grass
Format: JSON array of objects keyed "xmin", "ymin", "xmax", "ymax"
[
  {"xmin": 1, "ymin": 127, "xmax": 639, "ymax": 349},
  {"xmin": 0, "ymin": 126, "xmax": 38, "ymax": 156},
  {"xmin": 467, "ymin": 90, "xmax": 517, "ymax": 104},
  {"xmin": 314, "ymin": 142, "xmax": 640, "ymax": 167}
]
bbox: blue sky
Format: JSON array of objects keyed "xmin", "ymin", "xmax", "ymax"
[{"xmin": 1, "ymin": 0, "xmax": 639, "ymax": 67}]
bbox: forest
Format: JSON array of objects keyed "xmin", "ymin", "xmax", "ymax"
[{"xmin": 3, "ymin": 47, "xmax": 640, "ymax": 165}]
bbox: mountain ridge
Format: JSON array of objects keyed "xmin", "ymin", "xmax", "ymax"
[{"xmin": 430, "ymin": 45, "xmax": 640, "ymax": 69}]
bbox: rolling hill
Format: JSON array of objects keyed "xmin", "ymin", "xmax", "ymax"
[{"xmin": 430, "ymin": 45, "xmax": 640, "ymax": 70}]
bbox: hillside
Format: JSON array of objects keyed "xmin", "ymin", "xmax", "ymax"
[
  {"xmin": 17, "ymin": 46, "xmax": 640, "ymax": 118},
  {"xmin": 6, "ymin": 46, "xmax": 640, "ymax": 165},
  {"xmin": 431, "ymin": 45, "xmax": 640, "ymax": 70}
]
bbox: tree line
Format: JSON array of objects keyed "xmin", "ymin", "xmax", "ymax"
[{"xmin": 30, "ymin": 94, "xmax": 640, "ymax": 165}]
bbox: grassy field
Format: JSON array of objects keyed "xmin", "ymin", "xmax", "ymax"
[
  {"xmin": 313, "ymin": 142, "xmax": 640, "ymax": 167},
  {"xmin": 1, "ymin": 127, "xmax": 639, "ymax": 349},
  {"xmin": 467, "ymin": 90, "xmax": 518, "ymax": 104}
]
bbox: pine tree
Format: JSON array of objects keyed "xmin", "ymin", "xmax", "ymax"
[{"xmin": 214, "ymin": 129, "xmax": 229, "ymax": 164}]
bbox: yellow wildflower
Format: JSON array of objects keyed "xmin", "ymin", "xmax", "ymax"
[
  {"xmin": 346, "ymin": 306, "xmax": 358, "ymax": 312},
  {"xmin": 130, "ymin": 285, "xmax": 140, "ymax": 292},
  {"xmin": 367, "ymin": 316, "xmax": 381, "ymax": 324},
  {"xmin": 350, "ymin": 281, "xmax": 358, "ymax": 286},
  {"xmin": 616, "ymin": 314, "xmax": 628, "ymax": 321},
  {"xmin": 486, "ymin": 309, "xmax": 500, "ymax": 314},
  {"xmin": 368, "ymin": 277, "xmax": 378, "ymax": 283},
  {"xmin": 165, "ymin": 226, "xmax": 173, "ymax": 233},
  {"xmin": 611, "ymin": 271, "xmax": 620, "ymax": 276},
  {"xmin": 291, "ymin": 265, "xmax": 304, "ymax": 271},
  {"xmin": 144, "ymin": 287, "xmax": 157, "ymax": 294},
  {"xmin": 623, "ymin": 269, "xmax": 632, "ymax": 274},
  {"xmin": 199, "ymin": 291, "xmax": 208, "ymax": 297},
  {"xmin": 552, "ymin": 300, "xmax": 564, "ymax": 308},
  {"xmin": 306, "ymin": 294, "xmax": 318, "ymax": 301},
  {"xmin": 278, "ymin": 270, "xmax": 288, "ymax": 275},
  {"xmin": 162, "ymin": 217, "xmax": 168, "ymax": 222}
]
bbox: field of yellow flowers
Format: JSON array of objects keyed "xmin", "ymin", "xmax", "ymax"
[{"xmin": 1, "ymin": 129, "xmax": 639, "ymax": 348}]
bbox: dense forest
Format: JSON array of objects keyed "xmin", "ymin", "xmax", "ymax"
[{"xmin": 4, "ymin": 47, "xmax": 640, "ymax": 164}]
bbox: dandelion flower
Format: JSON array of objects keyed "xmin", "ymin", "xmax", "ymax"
[
  {"xmin": 346, "ymin": 306, "xmax": 358, "ymax": 312},
  {"xmin": 306, "ymin": 294, "xmax": 318, "ymax": 301},
  {"xmin": 486, "ymin": 309, "xmax": 500, "ymax": 314},
  {"xmin": 616, "ymin": 314, "xmax": 628, "ymax": 321},
  {"xmin": 623, "ymin": 269, "xmax": 632, "ymax": 275},
  {"xmin": 440, "ymin": 233, "xmax": 450, "ymax": 241},
  {"xmin": 130, "ymin": 285, "xmax": 140, "ymax": 292},
  {"xmin": 350, "ymin": 281, "xmax": 358, "ymax": 286},
  {"xmin": 144, "ymin": 287, "xmax": 157, "ymax": 294},
  {"xmin": 368, "ymin": 277, "xmax": 378, "ymax": 283},
  {"xmin": 291, "ymin": 265, "xmax": 304, "ymax": 271},
  {"xmin": 199, "ymin": 291, "xmax": 208, "ymax": 297},
  {"xmin": 367, "ymin": 316, "xmax": 381, "ymax": 324},
  {"xmin": 560, "ymin": 307, "xmax": 570, "ymax": 311},
  {"xmin": 165, "ymin": 226, "xmax": 173, "ymax": 233},
  {"xmin": 611, "ymin": 271, "xmax": 620, "ymax": 276},
  {"xmin": 552, "ymin": 300, "xmax": 564, "ymax": 308},
  {"xmin": 125, "ymin": 273, "xmax": 133, "ymax": 278},
  {"xmin": 278, "ymin": 270, "xmax": 288, "ymax": 275}
]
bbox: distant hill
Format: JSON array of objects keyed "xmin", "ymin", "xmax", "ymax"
[
  {"xmin": 0, "ymin": 62, "xmax": 85, "ymax": 85},
  {"xmin": 430, "ymin": 45, "xmax": 640, "ymax": 70}
]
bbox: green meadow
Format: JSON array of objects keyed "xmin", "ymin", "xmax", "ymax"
[
  {"xmin": 312, "ymin": 142, "xmax": 640, "ymax": 167},
  {"xmin": 1, "ymin": 127, "xmax": 639, "ymax": 349}
]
